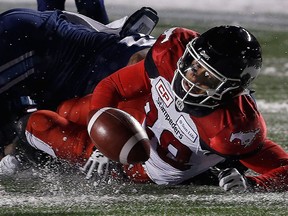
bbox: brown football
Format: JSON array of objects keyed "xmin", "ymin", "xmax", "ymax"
[{"xmin": 87, "ymin": 107, "xmax": 150, "ymax": 164}]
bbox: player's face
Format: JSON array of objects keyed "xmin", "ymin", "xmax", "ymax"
[{"xmin": 181, "ymin": 60, "xmax": 221, "ymax": 96}]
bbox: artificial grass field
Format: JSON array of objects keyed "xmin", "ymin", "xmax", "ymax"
[{"xmin": 1, "ymin": 2, "xmax": 288, "ymax": 216}]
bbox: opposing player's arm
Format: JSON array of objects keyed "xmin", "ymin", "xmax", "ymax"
[
  {"xmin": 240, "ymin": 139, "xmax": 288, "ymax": 191},
  {"xmin": 127, "ymin": 48, "xmax": 150, "ymax": 66}
]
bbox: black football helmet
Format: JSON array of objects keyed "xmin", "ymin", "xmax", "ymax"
[{"xmin": 171, "ymin": 25, "xmax": 262, "ymax": 109}]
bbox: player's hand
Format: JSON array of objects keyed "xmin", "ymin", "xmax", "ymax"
[
  {"xmin": 79, "ymin": 149, "xmax": 109, "ymax": 180},
  {"xmin": 0, "ymin": 154, "xmax": 20, "ymax": 176},
  {"xmin": 218, "ymin": 168, "xmax": 248, "ymax": 192}
]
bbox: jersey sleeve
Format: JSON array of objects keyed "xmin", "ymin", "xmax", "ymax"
[
  {"xmin": 90, "ymin": 60, "xmax": 151, "ymax": 111},
  {"xmin": 90, "ymin": 27, "xmax": 199, "ymax": 111},
  {"xmin": 207, "ymin": 96, "xmax": 267, "ymax": 158},
  {"xmin": 241, "ymin": 139, "xmax": 288, "ymax": 191}
]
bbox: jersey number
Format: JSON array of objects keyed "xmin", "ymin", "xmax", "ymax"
[
  {"xmin": 158, "ymin": 130, "xmax": 192, "ymax": 171},
  {"xmin": 146, "ymin": 101, "xmax": 193, "ymax": 171}
]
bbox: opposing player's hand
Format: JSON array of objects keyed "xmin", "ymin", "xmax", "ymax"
[
  {"xmin": 0, "ymin": 154, "xmax": 20, "ymax": 176},
  {"xmin": 79, "ymin": 149, "xmax": 109, "ymax": 180},
  {"xmin": 218, "ymin": 168, "xmax": 248, "ymax": 192}
]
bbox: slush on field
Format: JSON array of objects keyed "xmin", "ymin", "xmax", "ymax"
[{"xmin": 0, "ymin": 0, "xmax": 288, "ymax": 215}]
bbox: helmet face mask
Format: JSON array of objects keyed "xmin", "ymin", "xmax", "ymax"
[{"xmin": 172, "ymin": 25, "xmax": 262, "ymax": 109}]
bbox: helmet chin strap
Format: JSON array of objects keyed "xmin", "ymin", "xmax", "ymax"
[{"xmin": 175, "ymin": 98, "xmax": 185, "ymax": 111}]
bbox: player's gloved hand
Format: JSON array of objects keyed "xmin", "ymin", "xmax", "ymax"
[
  {"xmin": 0, "ymin": 154, "xmax": 20, "ymax": 176},
  {"xmin": 218, "ymin": 168, "xmax": 248, "ymax": 192},
  {"xmin": 79, "ymin": 149, "xmax": 109, "ymax": 180}
]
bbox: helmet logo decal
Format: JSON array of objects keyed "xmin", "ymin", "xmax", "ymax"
[
  {"xmin": 161, "ymin": 27, "xmax": 176, "ymax": 44},
  {"xmin": 229, "ymin": 128, "xmax": 260, "ymax": 148},
  {"xmin": 199, "ymin": 50, "xmax": 210, "ymax": 60}
]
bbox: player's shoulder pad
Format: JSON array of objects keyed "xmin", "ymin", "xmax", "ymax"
[
  {"xmin": 144, "ymin": 27, "xmax": 199, "ymax": 79},
  {"xmin": 209, "ymin": 95, "xmax": 267, "ymax": 159},
  {"xmin": 157, "ymin": 27, "xmax": 199, "ymax": 45}
]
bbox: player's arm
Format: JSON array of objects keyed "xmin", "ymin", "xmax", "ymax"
[
  {"xmin": 55, "ymin": 48, "xmax": 150, "ymax": 126},
  {"xmin": 240, "ymin": 139, "xmax": 288, "ymax": 191},
  {"xmin": 90, "ymin": 60, "xmax": 151, "ymax": 111},
  {"xmin": 127, "ymin": 48, "xmax": 150, "ymax": 66}
]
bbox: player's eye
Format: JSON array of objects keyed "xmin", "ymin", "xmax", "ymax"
[{"xmin": 191, "ymin": 65, "xmax": 198, "ymax": 73}]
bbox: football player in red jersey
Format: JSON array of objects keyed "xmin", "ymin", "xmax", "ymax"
[
  {"xmin": 86, "ymin": 26, "xmax": 288, "ymax": 191},
  {"xmin": 5, "ymin": 21, "xmax": 288, "ymax": 191}
]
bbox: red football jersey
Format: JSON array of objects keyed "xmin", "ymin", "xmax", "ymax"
[
  {"xmin": 23, "ymin": 27, "xmax": 288, "ymax": 190},
  {"xmin": 90, "ymin": 27, "xmax": 288, "ymax": 189},
  {"xmin": 92, "ymin": 27, "xmax": 265, "ymax": 157}
]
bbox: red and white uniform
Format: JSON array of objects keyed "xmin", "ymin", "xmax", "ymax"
[
  {"xmin": 26, "ymin": 28, "xmax": 288, "ymax": 190},
  {"xmin": 25, "ymin": 95, "xmax": 94, "ymax": 165},
  {"xmin": 90, "ymin": 27, "xmax": 288, "ymax": 189},
  {"xmin": 143, "ymin": 76, "xmax": 225, "ymax": 184}
]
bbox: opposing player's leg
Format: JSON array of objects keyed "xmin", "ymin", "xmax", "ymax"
[
  {"xmin": 0, "ymin": 8, "xmax": 53, "ymax": 67},
  {"xmin": 0, "ymin": 8, "xmax": 52, "ymax": 154},
  {"xmin": 75, "ymin": 0, "xmax": 109, "ymax": 24},
  {"xmin": 37, "ymin": 0, "xmax": 65, "ymax": 11}
]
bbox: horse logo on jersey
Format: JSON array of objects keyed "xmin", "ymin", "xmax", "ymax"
[
  {"xmin": 161, "ymin": 27, "xmax": 176, "ymax": 44},
  {"xmin": 229, "ymin": 128, "xmax": 260, "ymax": 148},
  {"xmin": 156, "ymin": 79, "xmax": 173, "ymax": 107}
]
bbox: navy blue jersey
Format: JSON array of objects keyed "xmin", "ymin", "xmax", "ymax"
[
  {"xmin": 0, "ymin": 8, "xmax": 155, "ymax": 147},
  {"xmin": 0, "ymin": 8, "xmax": 155, "ymax": 109}
]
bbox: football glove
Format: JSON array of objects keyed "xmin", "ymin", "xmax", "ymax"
[
  {"xmin": 0, "ymin": 154, "xmax": 20, "ymax": 176},
  {"xmin": 79, "ymin": 149, "xmax": 109, "ymax": 180},
  {"xmin": 218, "ymin": 168, "xmax": 248, "ymax": 192}
]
